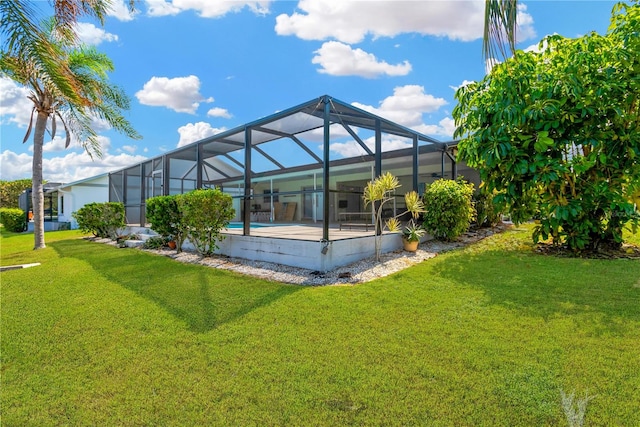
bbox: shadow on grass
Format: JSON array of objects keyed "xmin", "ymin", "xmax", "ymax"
[
  {"xmin": 50, "ymin": 239, "xmax": 301, "ymax": 332},
  {"xmin": 430, "ymin": 247, "xmax": 640, "ymax": 324}
]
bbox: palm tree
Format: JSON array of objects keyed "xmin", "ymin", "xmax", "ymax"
[
  {"xmin": 483, "ymin": 0, "xmax": 518, "ymax": 62},
  {"xmin": 0, "ymin": 16, "xmax": 140, "ymax": 249}
]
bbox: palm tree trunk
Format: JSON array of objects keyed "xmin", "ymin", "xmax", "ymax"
[{"xmin": 32, "ymin": 110, "xmax": 48, "ymax": 250}]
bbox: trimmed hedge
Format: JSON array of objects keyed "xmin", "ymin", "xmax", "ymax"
[
  {"xmin": 0, "ymin": 208, "xmax": 26, "ymax": 232},
  {"xmin": 72, "ymin": 202, "xmax": 125, "ymax": 239},
  {"xmin": 423, "ymin": 178, "xmax": 475, "ymax": 241}
]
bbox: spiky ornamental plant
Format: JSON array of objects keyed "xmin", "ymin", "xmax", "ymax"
[
  {"xmin": 0, "ymin": 17, "xmax": 140, "ymax": 249},
  {"xmin": 363, "ymin": 172, "xmax": 425, "ymax": 262}
]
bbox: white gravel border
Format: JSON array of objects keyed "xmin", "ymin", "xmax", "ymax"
[{"xmin": 98, "ymin": 226, "xmax": 507, "ymax": 286}]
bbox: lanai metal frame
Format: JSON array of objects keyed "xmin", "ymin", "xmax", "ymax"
[{"xmin": 109, "ymin": 94, "xmax": 458, "ymax": 241}]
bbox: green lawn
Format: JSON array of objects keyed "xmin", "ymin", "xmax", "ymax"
[{"xmin": 2, "ymin": 227, "xmax": 639, "ymax": 426}]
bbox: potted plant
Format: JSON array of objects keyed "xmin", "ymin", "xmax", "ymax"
[
  {"xmin": 402, "ymin": 220, "xmax": 425, "ymax": 252},
  {"xmin": 363, "ymin": 172, "xmax": 425, "ymax": 261},
  {"xmin": 166, "ymin": 238, "xmax": 177, "ymax": 250}
]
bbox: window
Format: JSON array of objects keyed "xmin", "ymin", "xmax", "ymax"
[{"xmin": 263, "ymin": 189, "xmax": 279, "ymax": 203}]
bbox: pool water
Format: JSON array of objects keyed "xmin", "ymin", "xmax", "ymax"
[{"xmin": 225, "ymin": 223, "xmax": 267, "ymax": 229}]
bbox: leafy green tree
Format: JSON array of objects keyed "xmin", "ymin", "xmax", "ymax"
[
  {"xmin": 453, "ymin": 1, "xmax": 640, "ymax": 251},
  {"xmin": 1, "ymin": 16, "xmax": 140, "ymax": 250},
  {"xmin": 0, "ymin": 179, "xmax": 32, "ymax": 209}
]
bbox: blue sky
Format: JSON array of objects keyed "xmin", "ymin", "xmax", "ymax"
[{"xmin": 0, "ymin": 0, "xmax": 618, "ymax": 183}]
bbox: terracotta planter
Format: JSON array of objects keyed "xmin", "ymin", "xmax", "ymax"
[
  {"xmin": 167, "ymin": 240, "xmax": 177, "ymax": 250},
  {"xmin": 403, "ymin": 238, "xmax": 419, "ymax": 252}
]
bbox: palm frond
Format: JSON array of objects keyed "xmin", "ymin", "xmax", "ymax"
[
  {"xmin": 23, "ymin": 107, "xmax": 36, "ymax": 143},
  {"xmin": 483, "ymin": 0, "xmax": 518, "ymax": 62}
]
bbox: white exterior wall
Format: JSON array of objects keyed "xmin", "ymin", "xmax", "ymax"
[{"xmin": 57, "ymin": 175, "xmax": 109, "ymax": 229}]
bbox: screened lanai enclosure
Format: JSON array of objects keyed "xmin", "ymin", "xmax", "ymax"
[{"xmin": 108, "ymin": 95, "xmax": 478, "ymax": 270}]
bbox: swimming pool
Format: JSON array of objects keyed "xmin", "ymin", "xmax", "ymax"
[{"xmin": 225, "ymin": 222, "xmax": 268, "ymax": 229}]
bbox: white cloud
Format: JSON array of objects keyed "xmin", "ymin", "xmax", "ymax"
[
  {"xmin": 325, "ymin": 86, "xmax": 454, "ymax": 158},
  {"xmin": 0, "ymin": 78, "xmax": 115, "ymax": 138},
  {"xmin": 329, "ymin": 135, "xmax": 412, "ymax": 158},
  {"xmin": 146, "ymin": 0, "xmax": 271, "ymax": 17},
  {"xmin": 41, "ymin": 136, "xmax": 79, "ymax": 152},
  {"xmin": 43, "ymin": 151, "xmax": 148, "ymax": 182},
  {"xmin": 135, "ymin": 75, "xmax": 213, "ymax": 114},
  {"xmin": 207, "ymin": 107, "xmax": 232, "ymax": 119},
  {"xmin": 516, "ymin": 4, "xmax": 536, "ymax": 43},
  {"xmin": 312, "ymin": 41, "xmax": 411, "ymax": 78},
  {"xmin": 0, "ymin": 77, "xmax": 33, "ymax": 128},
  {"xmin": 76, "ymin": 22, "xmax": 118, "ymax": 45},
  {"xmin": 0, "ymin": 140, "xmax": 146, "ymax": 183},
  {"xmin": 0, "ymin": 150, "xmax": 33, "ymax": 180},
  {"xmin": 119, "ymin": 145, "xmax": 138, "ymax": 154},
  {"xmin": 177, "ymin": 122, "xmax": 226, "ymax": 147},
  {"xmin": 145, "ymin": 0, "xmax": 181, "ymax": 16},
  {"xmin": 327, "ymin": 117, "xmax": 456, "ymax": 158},
  {"xmin": 29, "ymin": 135, "xmax": 111, "ymax": 154},
  {"xmin": 276, "ymin": 1, "xmax": 536, "ymax": 47},
  {"xmin": 108, "ymin": 0, "xmax": 137, "ymax": 21},
  {"xmin": 415, "ymin": 117, "xmax": 456, "ymax": 138},
  {"xmin": 277, "ymin": 0, "xmax": 515, "ymax": 44},
  {"xmin": 352, "ymin": 85, "xmax": 447, "ymax": 127}
]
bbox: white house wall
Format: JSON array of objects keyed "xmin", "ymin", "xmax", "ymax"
[{"xmin": 57, "ymin": 175, "xmax": 109, "ymax": 229}]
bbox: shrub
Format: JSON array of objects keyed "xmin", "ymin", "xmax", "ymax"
[
  {"xmin": 178, "ymin": 188, "xmax": 235, "ymax": 256},
  {"xmin": 146, "ymin": 195, "xmax": 185, "ymax": 252},
  {"xmin": 72, "ymin": 202, "xmax": 125, "ymax": 239},
  {"xmin": 142, "ymin": 236, "xmax": 166, "ymax": 249},
  {"xmin": 0, "ymin": 208, "xmax": 26, "ymax": 232},
  {"xmin": 423, "ymin": 178, "xmax": 475, "ymax": 241},
  {"xmin": 473, "ymin": 190, "xmax": 503, "ymax": 228}
]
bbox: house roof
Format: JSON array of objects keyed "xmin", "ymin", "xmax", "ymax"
[{"xmin": 57, "ymin": 173, "xmax": 109, "ymax": 191}]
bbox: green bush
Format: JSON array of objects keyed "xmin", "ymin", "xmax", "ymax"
[
  {"xmin": 146, "ymin": 195, "xmax": 185, "ymax": 252},
  {"xmin": 422, "ymin": 178, "xmax": 475, "ymax": 241},
  {"xmin": 142, "ymin": 236, "xmax": 166, "ymax": 249},
  {"xmin": 178, "ymin": 188, "xmax": 235, "ymax": 256},
  {"xmin": 72, "ymin": 202, "xmax": 125, "ymax": 239},
  {"xmin": 473, "ymin": 190, "xmax": 503, "ymax": 228},
  {"xmin": 0, "ymin": 208, "xmax": 26, "ymax": 232},
  {"xmin": 0, "ymin": 179, "xmax": 31, "ymax": 209}
]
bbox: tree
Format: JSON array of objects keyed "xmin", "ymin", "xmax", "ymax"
[
  {"xmin": 1, "ymin": 14, "xmax": 140, "ymax": 249},
  {"xmin": 1, "ymin": 1, "xmax": 137, "ymax": 249},
  {"xmin": 0, "ymin": 179, "xmax": 32, "ymax": 209},
  {"xmin": 453, "ymin": 1, "xmax": 640, "ymax": 252}
]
